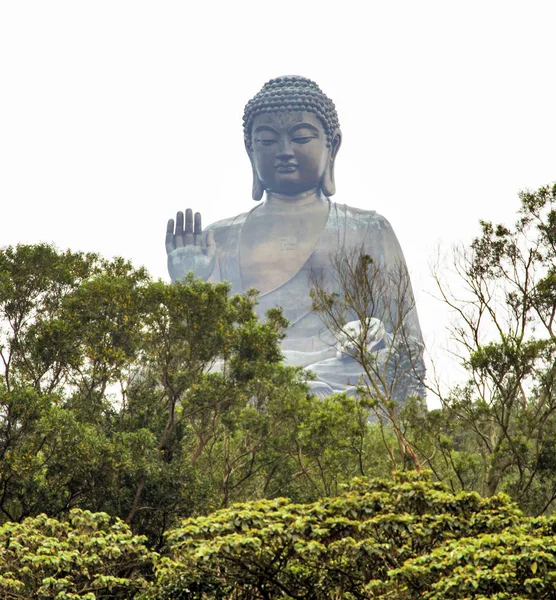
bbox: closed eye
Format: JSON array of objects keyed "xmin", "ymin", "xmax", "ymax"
[
  {"xmin": 293, "ymin": 136, "xmax": 315, "ymax": 144},
  {"xmin": 256, "ymin": 138, "xmax": 277, "ymax": 146}
]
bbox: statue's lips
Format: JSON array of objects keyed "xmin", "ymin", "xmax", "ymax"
[{"xmin": 275, "ymin": 164, "xmax": 298, "ymax": 173}]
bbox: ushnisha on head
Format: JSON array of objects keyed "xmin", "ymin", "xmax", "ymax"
[{"xmin": 243, "ymin": 76, "xmax": 342, "ymax": 200}]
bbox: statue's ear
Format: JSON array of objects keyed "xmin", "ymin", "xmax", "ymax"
[
  {"xmin": 245, "ymin": 140, "xmax": 264, "ymax": 201},
  {"xmin": 321, "ymin": 130, "xmax": 342, "ymax": 197}
]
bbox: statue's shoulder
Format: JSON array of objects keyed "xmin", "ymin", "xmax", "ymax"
[
  {"xmin": 205, "ymin": 211, "xmax": 249, "ymax": 246},
  {"xmin": 331, "ymin": 202, "xmax": 391, "ymax": 230}
]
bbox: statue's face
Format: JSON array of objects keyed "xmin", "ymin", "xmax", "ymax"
[{"xmin": 250, "ymin": 111, "xmax": 330, "ymax": 195}]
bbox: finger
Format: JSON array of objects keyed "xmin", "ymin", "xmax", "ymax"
[
  {"xmin": 175, "ymin": 211, "xmax": 185, "ymax": 248},
  {"xmin": 205, "ymin": 229, "xmax": 216, "ymax": 258},
  {"xmin": 184, "ymin": 208, "xmax": 194, "ymax": 245},
  {"xmin": 166, "ymin": 219, "xmax": 175, "ymax": 253},
  {"xmin": 194, "ymin": 212, "xmax": 202, "ymax": 246}
]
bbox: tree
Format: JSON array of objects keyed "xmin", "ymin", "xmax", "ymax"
[
  {"xmin": 428, "ymin": 183, "xmax": 556, "ymax": 512},
  {"xmin": 309, "ymin": 249, "xmax": 426, "ymax": 472},
  {"xmin": 0, "ymin": 245, "xmax": 151, "ymax": 524},
  {"xmin": 0, "ymin": 245, "xmax": 311, "ymax": 543},
  {"xmin": 0, "ymin": 244, "xmax": 398, "ymax": 546},
  {"xmin": 3, "ymin": 477, "xmax": 552, "ymax": 600}
]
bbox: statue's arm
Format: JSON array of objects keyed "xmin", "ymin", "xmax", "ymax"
[
  {"xmin": 283, "ymin": 347, "xmax": 337, "ymax": 368},
  {"xmin": 362, "ymin": 213, "xmax": 424, "ymax": 345},
  {"xmin": 364, "ymin": 214, "xmax": 426, "ymax": 393}
]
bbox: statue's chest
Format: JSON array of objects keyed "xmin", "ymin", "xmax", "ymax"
[{"xmin": 239, "ymin": 214, "xmax": 325, "ymax": 294}]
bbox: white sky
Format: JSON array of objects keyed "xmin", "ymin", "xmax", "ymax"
[{"xmin": 1, "ymin": 1, "xmax": 555, "ymax": 400}]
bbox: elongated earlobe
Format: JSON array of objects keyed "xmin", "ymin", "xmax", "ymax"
[
  {"xmin": 321, "ymin": 165, "xmax": 336, "ymax": 197},
  {"xmin": 252, "ymin": 167, "xmax": 264, "ymax": 201},
  {"xmin": 246, "ymin": 140, "xmax": 264, "ymax": 201},
  {"xmin": 321, "ymin": 131, "xmax": 342, "ymax": 197}
]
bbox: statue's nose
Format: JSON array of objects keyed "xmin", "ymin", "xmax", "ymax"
[{"xmin": 276, "ymin": 138, "xmax": 294, "ymax": 158}]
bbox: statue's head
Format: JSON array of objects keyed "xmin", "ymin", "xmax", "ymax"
[{"xmin": 243, "ymin": 76, "xmax": 342, "ymax": 200}]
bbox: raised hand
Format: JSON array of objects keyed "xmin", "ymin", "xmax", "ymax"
[{"xmin": 166, "ymin": 209, "xmax": 218, "ymax": 282}]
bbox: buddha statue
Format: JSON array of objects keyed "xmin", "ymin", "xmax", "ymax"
[{"xmin": 165, "ymin": 76, "xmax": 424, "ymax": 399}]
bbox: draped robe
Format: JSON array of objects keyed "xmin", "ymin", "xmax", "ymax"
[{"xmin": 207, "ymin": 200, "xmax": 425, "ymax": 398}]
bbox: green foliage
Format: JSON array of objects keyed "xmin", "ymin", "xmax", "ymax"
[
  {"xmin": 0, "ymin": 244, "xmax": 148, "ymax": 396},
  {"xmin": 2, "ymin": 181, "xmax": 555, "ymax": 598},
  {"xmin": 393, "ymin": 527, "xmax": 556, "ymax": 599},
  {"xmin": 0, "ymin": 509, "xmax": 152, "ymax": 598},
  {"xmin": 148, "ymin": 472, "xmax": 523, "ymax": 599},
  {"xmin": 426, "ymin": 183, "xmax": 556, "ymax": 512},
  {"xmin": 0, "ymin": 244, "xmax": 397, "ymax": 547},
  {"xmin": 0, "ymin": 245, "xmax": 302, "ymax": 541}
]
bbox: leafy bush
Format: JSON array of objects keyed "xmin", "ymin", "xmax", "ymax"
[
  {"xmin": 148, "ymin": 472, "xmax": 525, "ymax": 599},
  {"xmin": 0, "ymin": 509, "xmax": 153, "ymax": 599},
  {"xmin": 392, "ymin": 527, "xmax": 556, "ymax": 599}
]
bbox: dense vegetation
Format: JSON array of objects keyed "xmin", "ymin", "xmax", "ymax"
[
  {"xmin": 150, "ymin": 472, "xmax": 554, "ymax": 600},
  {"xmin": 0, "ymin": 183, "xmax": 554, "ymax": 597}
]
